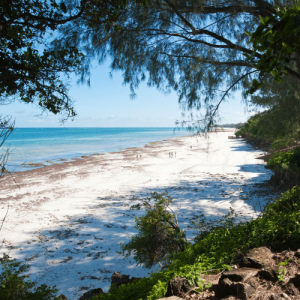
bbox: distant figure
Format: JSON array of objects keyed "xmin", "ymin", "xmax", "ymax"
[
  {"xmin": 169, "ymin": 152, "xmax": 173, "ymax": 158},
  {"xmin": 140, "ymin": 155, "xmax": 142, "ymax": 159},
  {"xmin": 190, "ymin": 145, "xmax": 192, "ymax": 149},
  {"xmin": 175, "ymin": 152, "xmax": 176, "ymax": 158}
]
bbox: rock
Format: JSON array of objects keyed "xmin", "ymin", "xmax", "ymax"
[
  {"xmin": 201, "ymin": 274, "xmax": 221, "ymax": 285},
  {"xmin": 110, "ymin": 271, "xmax": 141, "ymax": 289},
  {"xmin": 56, "ymin": 295, "xmax": 68, "ymax": 300},
  {"xmin": 221, "ymin": 267, "xmax": 259, "ymax": 282},
  {"xmin": 214, "ymin": 278, "xmax": 233, "ymax": 298},
  {"xmin": 241, "ymin": 247, "xmax": 274, "ymax": 269},
  {"xmin": 111, "ymin": 271, "xmax": 131, "ymax": 287},
  {"xmin": 295, "ymin": 249, "xmax": 300, "ymax": 258},
  {"xmin": 259, "ymin": 267, "xmax": 278, "ymax": 281},
  {"xmin": 215, "ymin": 278, "xmax": 255, "ymax": 299},
  {"xmin": 78, "ymin": 288, "xmax": 105, "ymax": 300},
  {"xmin": 288, "ymin": 274, "xmax": 300, "ymax": 288},
  {"xmin": 232, "ymin": 282, "xmax": 256, "ymax": 300},
  {"xmin": 158, "ymin": 297, "xmax": 183, "ymax": 300},
  {"xmin": 283, "ymin": 283, "xmax": 300, "ymax": 296},
  {"xmin": 165, "ymin": 277, "xmax": 196, "ymax": 297}
]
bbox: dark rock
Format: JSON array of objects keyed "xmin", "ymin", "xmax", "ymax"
[
  {"xmin": 214, "ymin": 278, "xmax": 233, "ymax": 298},
  {"xmin": 56, "ymin": 295, "xmax": 68, "ymax": 300},
  {"xmin": 284, "ymin": 283, "xmax": 300, "ymax": 296},
  {"xmin": 232, "ymin": 282, "xmax": 256, "ymax": 300},
  {"xmin": 288, "ymin": 274, "xmax": 300, "ymax": 288},
  {"xmin": 295, "ymin": 249, "xmax": 300, "ymax": 259},
  {"xmin": 259, "ymin": 267, "xmax": 278, "ymax": 282},
  {"xmin": 78, "ymin": 288, "xmax": 105, "ymax": 300},
  {"xmin": 241, "ymin": 247, "xmax": 274, "ymax": 269},
  {"xmin": 215, "ymin": 279, "xmax": 255, "ymax": 300},
  {"xmin": 111, "ymin": 271, "xmax": 130, "ymax": 287},
  {"xmin": 165, "ymin": 277, "xmax": 196, "ymax": 297},
  {"xmin": 110, "ymin": 271, "xmax": 141, "ymax": 289},
  {"xmin": 221, "ymin": 267, "xmax": 259, "ymax": 282}
]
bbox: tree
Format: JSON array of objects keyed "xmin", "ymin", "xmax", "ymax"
[
  {"xmin": 1, "ymin": 0, "xmax": 148, "ymax": 119},
  {"xmin": 246, "ymin": 3, "xmax": 300, "ymax": 94},
  {"xmin": 121, "ymin": 191, "xmax": 188, "ymax": 268},
  {"xmin": 56, "ymin": 0, "xmax": 300, "ymax": 129},
  {"xmin": 0, "ymin": 0, "xmax": 91, "ymax": 119}
]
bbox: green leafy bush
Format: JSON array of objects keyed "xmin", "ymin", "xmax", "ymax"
[
  {"xmin": 267, "ymin": 146, "xmax": 300, "ymax": 172},
  {"xmin": 0, "ymin": 254, "xmax": 58, "ymax": 300},
  {"xmin": 95, "ymin": 186, "xmax": 300, "ymax": 300},
  {"xmin": 120, "ymin": 191, "xmax": 188, "ymax": 268}
]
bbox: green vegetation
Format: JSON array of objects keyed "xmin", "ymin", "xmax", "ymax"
[
  {"xmin": 120, "ymin": 192, "xmax": 188, "ymax": 268},
  {"xmin": 0, "ymin": 254, "xmax": 57, "ymax": 300},
  {"xmin": 94, "ymin": 187, "xmax": 300, "ymax": 300},
  {"xmin": 246, "ymin": 3, "xmax": 300, "ymax": 94},
  {"xmin": 235, "ymin": 111, "xmax": 300, "ymax": 150},
  {"xmin": 267, "ymin": 146, "xmax": 300, "ymax": 173}
]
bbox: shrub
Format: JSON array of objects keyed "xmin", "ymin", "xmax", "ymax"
[
  {"xmin": 267, "ymin": 146, "xmax": 300, "ymax": 172},
  {"xmin": 0, "ymin": 254, "xmax": 58, "ymax": 300},
  {"xmin": 120, "ymin": 191, "xmax": 188, "ymax": 268},
  {"xmin": 95, "ymin": 187, "xmax": 300, "ymax": 300}
]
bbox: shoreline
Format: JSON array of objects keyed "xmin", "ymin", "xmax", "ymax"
[
  {"xmin": 0, "ymin": 131, "xmax": 277, "ymax": 299},
  {"xmin": 5, "ymin": 130, "xmax": 190, "ymax": 174}
]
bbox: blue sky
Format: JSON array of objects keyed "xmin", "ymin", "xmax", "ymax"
[{"xmin": 2, "ymin": 60, "xmax": 253, "ymax": 128}]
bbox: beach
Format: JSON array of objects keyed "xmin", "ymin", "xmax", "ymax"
[{"xmin": 0, "ymin": 130, "xmax": 277, "ymax": 299}]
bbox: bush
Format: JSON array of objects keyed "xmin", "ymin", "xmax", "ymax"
[
  {"xmin": 95, "ymin": 187, "xmax": 300, "ymax": 300},
  {"xmin": 0, "ymin": 254, "xmax": 58, "ymax": 300},
  {"xmin": 267, "ymin": 146, "xmax": 300, "ymax": 172},
  {"xmin": 120, "ymin": 191, "xmax": 188, "ymax": 268}
]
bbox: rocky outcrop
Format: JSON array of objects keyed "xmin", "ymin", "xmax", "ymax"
[
  {"xmin": 161, "ymin": 246, "xmax": 300, "ymax": 300},
  {"xmin": 60, "ymin": 247, "xmax": 300, "ymax": 300},
  {"xmin": 110, "ymin": 271, "xmax": 141, "ymax": 289},
  {"xmin": 78, "ymin": 288, "xmax": 105, "ymax": 300}
]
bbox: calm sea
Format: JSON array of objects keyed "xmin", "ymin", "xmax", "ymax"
[{"xmin": 2, "ymin": 127, "xmax": 189, "ymax": 172}]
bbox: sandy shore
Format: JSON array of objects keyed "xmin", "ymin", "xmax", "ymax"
[{"xmin": 0, "ymin": 130, "xmax": 277, "ymax": 299}]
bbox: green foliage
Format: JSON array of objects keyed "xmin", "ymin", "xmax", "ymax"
[
  {"xmin": 120, "ymin": 191, "xmax": 188, "ymax": 268},
  {"xmin": 277, "ymin": 259, "xmax": 290, "ymax": 283},
  {"xmin": 0, "ymin": 0, "xmax": 88, "ymax": 118},
  {"xmin": 96, "ymin": 186, "xmax": 300, "ymax": 300},
  {"xmin": 0, "ymin": 254, "xmax": 58, "ymax": 300},
  {"xmin": 235, "ymin": 108, "xmax": 300, "ymax": 149},
  {"xmin": 246, "ymin": 3, "xmax": 300, "ymax": 94},
  {"xmin": 267, "ymin": 146, "xmax": 300, "ymax": 172}
]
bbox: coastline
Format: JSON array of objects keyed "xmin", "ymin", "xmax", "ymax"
[
  {"xmin": 0, "ymin": 131, "xmax": 277, "ymax": 299},
  {"xmin": 5, "ymin": 127, "xmax": 189, "ymax": 173}
]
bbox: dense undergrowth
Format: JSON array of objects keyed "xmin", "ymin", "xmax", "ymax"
[
  {"xmin": 235, "ymin": 112, "xmax": 300, "ymax": 150},
  {"xmin": 94, "ymin": 186, "xmax": 300, "ymax": 300},
  {"xmin": 236, "ymin": 113, "xmax": 300, "ymax": 188}
]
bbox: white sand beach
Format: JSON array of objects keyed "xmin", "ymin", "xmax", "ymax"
[{"xmin": 0, "ymin": 130, "xmax": 277, "ymax": 299}]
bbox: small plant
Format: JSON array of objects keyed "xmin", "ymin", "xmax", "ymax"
[
  {"xmin": 277, "ymin": 259, "xmax": 290, "ymax": 283},
  {"xmin": 120, "ymin": 191, "xmax": 188, "ymax": 268},
  {"xmin": 0, "ymin": 253, "xmax": 58, "ymax": 300}
]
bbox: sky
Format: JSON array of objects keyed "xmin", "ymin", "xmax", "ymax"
[{"xmin": 1, "ymin": 60, "xmax": 254, "ymax": 128}]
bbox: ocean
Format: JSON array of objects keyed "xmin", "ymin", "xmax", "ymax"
[{"xmin": 2, "ymin": 127, "xmax": 190, "ymax": 172}]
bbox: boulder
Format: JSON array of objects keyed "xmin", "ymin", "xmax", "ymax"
[
  {"xmin": 56, "ymin": 295, "xmax": 68, "ymax": 300},
  {"xmin": 215, "ymin": 278, "xmax": 255, "ymax": 299},
  {"xmin": 221, "ymin": 267, "xmax": 259, "ymax": 282},
  {"xmin": 110, "ymin": 271, "xmax": 141, "ymax": 289},
  {"xmin": 78, "ymin": 288, "xmax": 105, "ymax": 300},
  {"xmin": 258, "ymin": 267, "xmax": 278, "ymax": 282},
  {"xmin": 241, "ymin": 247, "xmax": 274, "ymax": 269},
  {"xmin": 165, "ymin": 277, "xmax": 196, "ymax": 297},
  {"xmin": 158, "ymin": 297, "xmax": 183, "ymax": 300}
]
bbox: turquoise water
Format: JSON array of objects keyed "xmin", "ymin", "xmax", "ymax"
[{"xmin": 2, "ymin": 127, "xmax": 189, "ymax": 172}]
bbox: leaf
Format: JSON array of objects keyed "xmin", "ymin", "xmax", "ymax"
[{"xmin": 275, "ymin": 76, "xmax": 282, "ymax": 84}]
